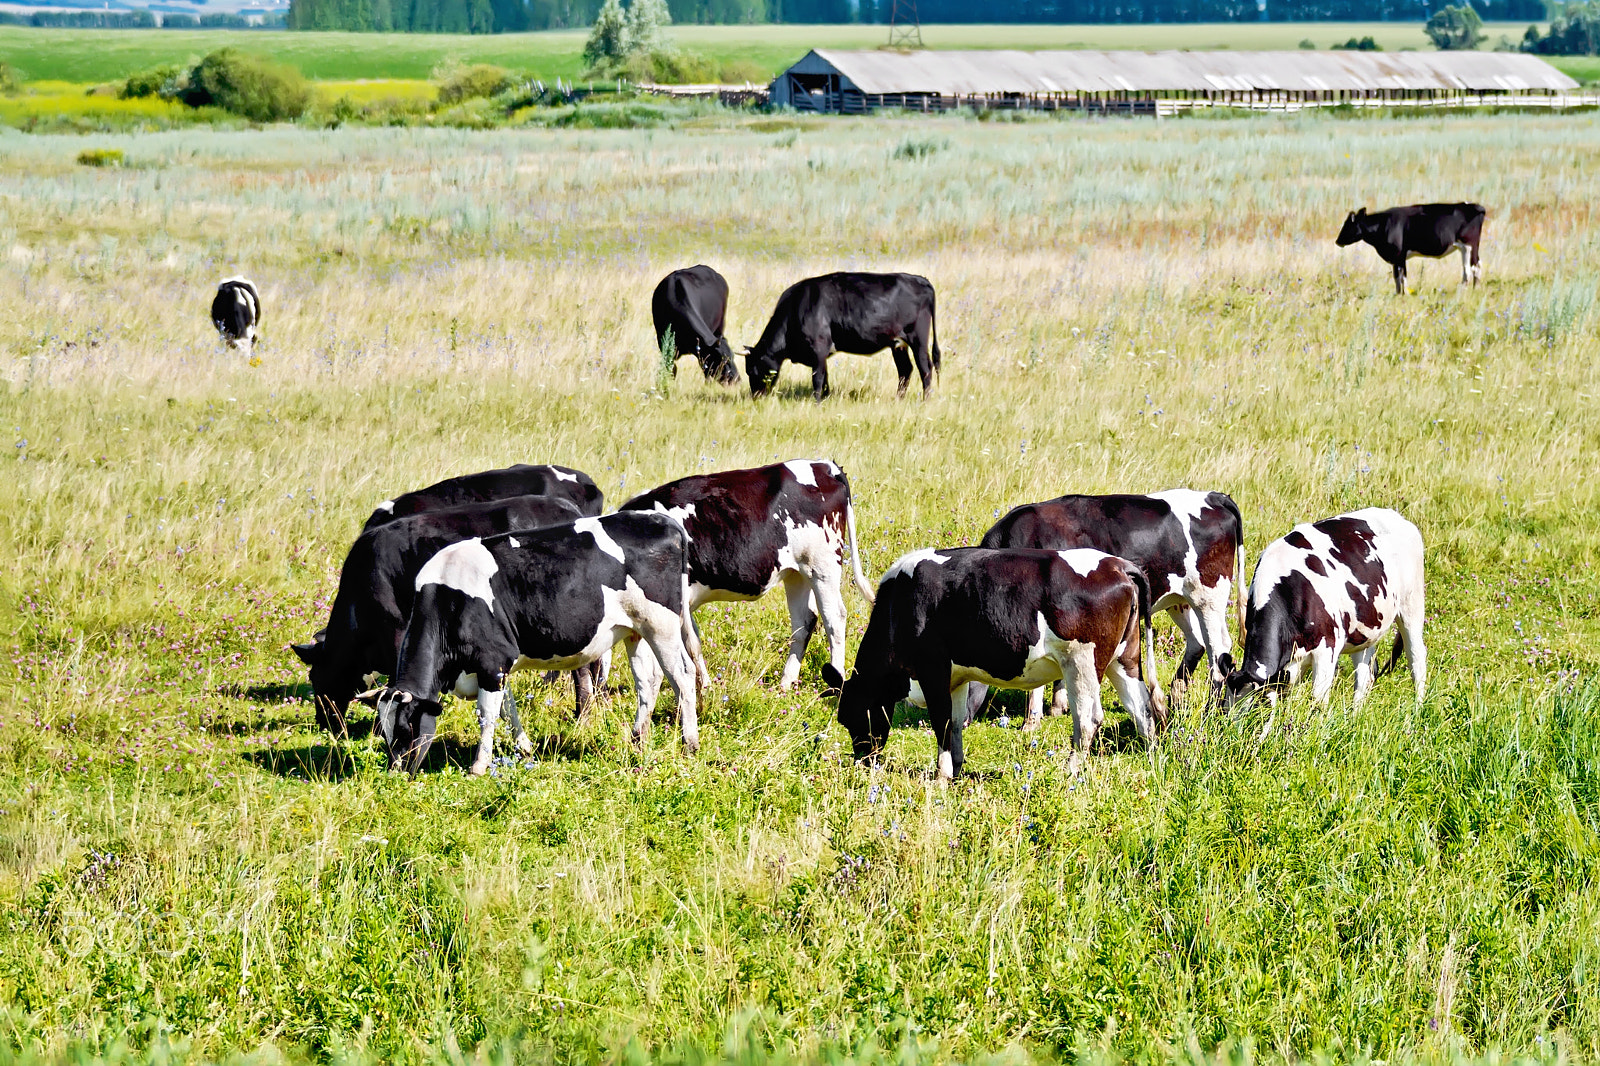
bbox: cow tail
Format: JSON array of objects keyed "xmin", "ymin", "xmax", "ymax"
[
  {"xmin": 1218, "ymin": 492, "xmax": 1247, "ymax": 646},
  {"xmin": 1127, "ymin": 568, "xmax": 1156, "ymax": 686},
  {"xmin": 929, "ymin": 291, "xmax": 942, "ymax": 373},
  {"xmin": 841, "ymin": 473, "xmax": 875, "ymax": 605}
]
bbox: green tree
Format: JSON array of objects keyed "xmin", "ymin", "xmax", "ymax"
[
  {"xmin": 626, "ymin": 0, "xmax": 672, "ymax": 53},
  {"xmin": 584, "ymin": 0, "xmax": 629, "ymax": 67},
  {"xmin": 1425, "ymin": 4, "xmax": 1486, "ymax": 49}
]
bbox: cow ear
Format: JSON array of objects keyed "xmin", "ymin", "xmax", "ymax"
[
  {"xmin": 1216, "ymin": 652, "xmax": 1235, "ymax": 675},
  {"xmin": 290, "ymin": 641, "xmax": 322, "ymax": 666},
  {"xmin": 1355, "ymin": 207, "xmax": 1366, "ymax": 217}
]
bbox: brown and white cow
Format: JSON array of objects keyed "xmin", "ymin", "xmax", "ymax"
[
  {"xmin": 978, "ymin": 489, "xmax": 1244, "ymax": 718},
  {"xmin": 619, "ymin": 459, "xmax": 874, "ymax": 690},
  {"xmin": 1220, "ymin": 507, "xmax": 1425, "ymax": 710},
  {"xmin": 837, "ymin": 547, "xmax": 1165, "ymax": 779}
]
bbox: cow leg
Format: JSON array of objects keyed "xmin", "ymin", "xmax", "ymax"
[
  {"xmin": 1469, "ymin": 238, "xmax": 1482, "ymax": 285},
  {"xmin": 966, "ymin": 682, "xmax": 990, "ymax": 721},
  {"xmin": 641, "ymin": 623, "xmax": 700, "ymax": 754},
  {"xmin": 470, "ymin": 688, "xmax": 505, "ymax": 776},
  {"xmin": 1189, "ymin": 583, "xmax": 1234, "ymax": 685},
  {"xmin": 1458, "ymin": 242, "xmax": 1470, "ymax": 285},
  {"xmin": 908, "ymin": 323, "xmax": 935, "ymax": 397},
  {"xmin": 1061, "ymin": 643, "xmax": 1103, "ymax": 775},
  {"xmin": 502, "ymin": 688, "xmax": 534, "ymax": 757},
  {"xmin": 1393, "ymin": 262, "xmax": 1406, "ymax": 296},
  {"xmin": 625, "ymin": 634, "xmax": 664, "ymax": 748},
  {"xmin": 1308, "ymin": 643, "xmax": 1341, "ymax": 706},
  {"xmin": 1022, "ymin": 685, "xmax": 1046, "ymax": 732},
  {"xmin": 572, "ymin": 664, "xmax": 595, "ymax": 723},
  {"xmin": 920, "ymin": 662, "xmax": 960, "ymax": 780},
  {"xmin": 1398, "ymin": 601, "xmax": 1428, "ymax": 704},
  {"xmin": 1350, "ymin": 645, "xmax": 1378, "ymax": 711},
  {"xmin": 594, "ymin": 652, "xmax": 612, "ymax": 693},
  {"xmin": 1167, "ymin": 605, "xmax": 1207, "ymax": 703},
  {"xmin": 808, "ymin": 567, "xmax": 848, "ymax": 693},
  {"xmin": 779, "ymin": 572, "xmax": 819, "ymax": 690},
  {"xmin": 890, "ymin": 340, "xmax": 914, "ymax": 398}
]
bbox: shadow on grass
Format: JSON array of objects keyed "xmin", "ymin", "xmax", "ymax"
[
  {"xmin": 241, "ymin": 742, "xmax": 364, "ymax": 783},
  {"xmin": 218, "ymin": 681, "xmax": 312, "ymax": 704}
]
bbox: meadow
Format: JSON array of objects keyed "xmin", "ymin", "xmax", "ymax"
[
  {"xmin": 0, "ymin": 21, "xmax": 1580, "ymax": 85},
  {"xmin": 1, "ymin": 108, "xmax": 1599, "ymax": 1064}
]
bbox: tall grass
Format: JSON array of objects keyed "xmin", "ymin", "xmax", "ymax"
[{"xmin": 0, "ymin": 112, "xmax": 1598, "ymax": 1064}]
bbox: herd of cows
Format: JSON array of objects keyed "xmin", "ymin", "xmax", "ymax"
[
  {"xmin": 204, "ymin": 202, "xmax": 1478, "ymax": 777},
  {"xmin": 285, "ymin": 459, "xmax": 1426, "ymax": 780}
]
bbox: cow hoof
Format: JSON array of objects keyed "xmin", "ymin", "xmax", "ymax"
[
  {"xmin": 1020, "ymin": 717, "xmax": 1042, "ymax": 734},
  {"xmin": 683, "ymin": 738, "xmax": 700, "ymax": 755},
  {"xmin": 515, "ymin": 735, "xmax": 534, "ymax": 757},
  {"xmin": 468, "ymin": 762, "xmax": 489, "ymax": 777}
]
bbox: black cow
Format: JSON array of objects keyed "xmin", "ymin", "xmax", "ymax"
[
  {"xmin": 374, "ymin": 511, "xmax": 705, "ymax": 774},
  {"xmin": 837, "ymin": 547, "xmax": 1164, "ymax": 780},
  {"xmin": 979, "ymin": 489, "xmax": 1244, "ymax": 714},
  {"xmin": 1335, "ymin": 203, "xmax": 1486, "ymax": 294},
  {"xmin": 652, "ymin": 265, "xmax": 740, "ymax": 386},
  {"xmin": 1221, "ymin": 507, "xmax": 1426, "ymax": 711},
  {"xmin": 292, "ymin": 495, "xmax": 584, "ymax": 735},
  {"xmin": 745, "ymin": 272, "xmax": 940, "ymax": 401},
  {"xmin": 211, "ymin": 277, "xmax": 260, "ymax": 351},
  {"xmin": 361, "ymin": 464, "xmax": 602, "ymax": 534},
  {"xmin": 620, "ymin": 459, "xmax": 874, "ymax": 691}
]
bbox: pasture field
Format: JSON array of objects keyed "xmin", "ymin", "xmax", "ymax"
[
  {"xmin": 0, "ymin": 22, "xmax": 1576, "ymax": 86},
  {"xmin": 2, "ymin": 111, "xmax": 1600, "ymax": 1064}
]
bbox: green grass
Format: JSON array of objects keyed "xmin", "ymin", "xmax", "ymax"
[
  {"xmin": 1, "ymin": 112, "xmax": 1599, "ymax": 1064},
  {"xmin": 0, "ymin": 22, "xmax": 1555, "ymax": 85}
]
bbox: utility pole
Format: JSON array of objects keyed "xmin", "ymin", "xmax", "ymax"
[{"xmin": 887, "ymin": 0, "xmax": 923, "ymax": 49}]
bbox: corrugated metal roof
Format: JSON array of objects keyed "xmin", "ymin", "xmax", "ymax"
[{"xmin": 790, "ymin": 48, "xmax": 1577, "ymax": 95}]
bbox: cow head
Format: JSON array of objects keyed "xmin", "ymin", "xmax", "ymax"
[
  {"xmin": 1216, "ymin": 651, "xmax": 1284, "ymax": 711},
  {"xmin": 374, "ymin": 687, "xmax": 443, "ymax": 773},
  {"xmin": 744, "ymin": 344, "xmax": 782, "ymax": 398},
  {"xmin": 836, "ymin": 668, "xmax": 907, "ymax": 762},
  {"xmin": 700, "ymin": 337, "xmax": 742, "ymax": 386},
  {"xmin": 1335, "ymin": 208, "xmax": 1369, "ymax": 247},
  {"xmin": 291, "ymin": 637, "xmax": 357, "ymax": 735}
]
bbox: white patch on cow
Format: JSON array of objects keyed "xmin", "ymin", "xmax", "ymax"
[
  {"xmin": 907, "ymin": 678, "xmax": 927, "ymax": 707},
  {"xmin": 783, "ymin": 459, "xmax": 821, "ymax": 486},
  {"xmin": 416, "ymin": 538, "xmax": 497, "ymax": 607},
  {"xmin": 575, "ymin": 516, "xmax": 625, "ymax": 563},
  {"xmin": 375, "ymin": 500, "xmax": 395, "ymax": 514},
  {"xmin": 881, "ymin": 548, "xmax": 949, "ymax": 584},
  {"xmin": 508, "ymin": 576, "xmax": 660, "ymax": 671},
  {"xmin": 552, "ymin": 469, "xmax": 578, "ymax": 483},
  {"xmin": 507, "ymin": 537, "xmax": 520, "ymax": 548},
  {"xmin": 452, "ymin": 671, "xmax": 479, "ymax": 698},
  {"xmin": 1057, "ymin": 548, "xmax": 1109, "ymax": 578},
  {"xmin": 649, "ymin": 501, "xmax": 696, "ymax": 539}
]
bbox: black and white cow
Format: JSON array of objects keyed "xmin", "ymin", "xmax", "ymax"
[
  {"xmin": 1335, "ymin": 203, "xmax": 1486, "ymax": 295},
  {"xmin": 979, "ymin": 489, "xmax": 1244, "ymax": 717},
  {"xmin": 653, "ymin": 265, "xmax": 741, "ymax": 386},
  {"xmin": 620, "ymin": 459, "xmax": 874, "ymax": 690},
  {"xmin": 745, "ymin": 272, "xmax": 940, "ymax": 401},
  {"xmin": 291, "ymin": 494, "xmax": 585, "ymax": 734},
  {"xmin": 1220, "ymin": 507, "xmax": 1425, "ymax": 710},
  {"xmin": 211, "ymin": 277, "xmax": 260, "ymax": 351},
  {"xmin": 361, "ymin": 463, "xmax": 602, "ymax": 535},
  {"xmin": 837, "ymin": 547, "xmax": 1165, "ymax": 780},
  {"xmin": 374, "ymin": 511, "xmax": 705, "ymax": 775}
]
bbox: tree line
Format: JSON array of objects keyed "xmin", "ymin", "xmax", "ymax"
[{"xmin": 285, "ymin": 0, "xmax": 1549, "ymax": 32}]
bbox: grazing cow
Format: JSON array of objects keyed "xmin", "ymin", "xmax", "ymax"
[
  {"xmin": 652, "ymin": 265, "xmax": 741, "ymax": 386},
  {"xmin": 1335, "ymin": 203, "xmax": 1485, "ymax": 295},
  {"xmin": 620, "ymin": 459, "xmax": 874, "ymax": 690},
  {"xmin": 745, "ymin": 272, "xmax": 940, "ymax": 401},
  {"xmin": 292, "ymin": 494, "xmax": 585, "ymax": 735},
  {"xmin": 837, "ymin": 547, "xmax": 1165, "ymax": 780},
  {"xmin": 979, "ymin": 489, "xmax": 1244, "ymax": 718},
  {"xmin": 361, "ymin": 464, "xmax": 602, "ymax": 534},
  {"xmin": 211, "ymin": 277, "xmax": 260, "ymax": 351},
  {"xmin": 1219, "ymin": 508, "xmax": 1425, "ymax": 710},
  {"xmin": 373, "ymin": 511, "xmax": 705, "ymax": 775}
]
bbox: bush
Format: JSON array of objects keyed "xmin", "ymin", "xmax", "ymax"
[
  {"xmin": 436, "ymin": 63, "xmax": 512, "ymax": 104},
  {"xmin": 1332, "ymin": 35, "xmax": 1382, "ymax": 50},
  {"xmin": 1299, "ymin": 37, "xmax": 1317, "ymax": 48},
  {"xmin": 179, "ymin": 48, "xmax": 310, "ymax": 121},
  {"xmin": 77, "ymin": 148, "xmax": 124, "ymax": 167},
  {"xmin": 0, "ymin": 62, "xmax": 22, "ymax": 94},
  {"xmin": 1425, "ymin": 5, "xmax": 1486, "ymax": 50},
  {"xmin": 120, "ymin": 63, "xmax": 184, "ymax": 100},
  {"xmin": 161, "ymin": 13, "xmax": 199, "ymax": 27}
]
